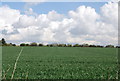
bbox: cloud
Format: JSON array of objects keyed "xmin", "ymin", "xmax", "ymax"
[
  {"xmin": 23, "ymin": 0, "xmax": 46, "ymax": 16},
  {"xmin": 23, "ymin": 0, "xmax": 46, "ymax": 14},
  {"xmin": 0, "ymin": 5, "xmax": 21, "ymax": 25},
  {"xmin": 24, "ymin": 8, "xmax": 37, "ymax": 16},
  {"xmin": 13, "ymin": 15, "xmax": 36, "ymax": 28},
  {"xmin": 24, "ymin": 2, "xmax": 40, "ymax": 11},
  {"xmin": 0, "ymin": 2, "xmax": 118, "ymax": 45},
  {"xmin": 0, "ymin": 5, "xmax": 21, "ymax": 39},
  {"xmin": 100, "ymin": 2, "xmax": 118, "ymax": 27},
  {"xmin": 47, "ymin": 10, "xmax": 64, "ymax": 21},
  {"xmin": 68, "ymin": 6, "xmax": 100, "ymax": 35}
]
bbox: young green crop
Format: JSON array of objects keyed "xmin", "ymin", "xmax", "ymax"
[{"xmin": 2, "ymin": 47, "xmax": 118, "ymax": 79}]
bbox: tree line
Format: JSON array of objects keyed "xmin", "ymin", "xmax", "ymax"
[{"xmin": 1, "ymin": 38, "xmax": 120, "ymax": 48}]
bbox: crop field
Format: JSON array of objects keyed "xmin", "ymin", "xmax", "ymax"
[{"xmin": 2, "ymin": 47, "xmax": 118, "ymax": 79}]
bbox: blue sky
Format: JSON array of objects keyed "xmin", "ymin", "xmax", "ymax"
[{"xmin": 2, "ymin": 2, "xmax": 106, "ymax": 14}]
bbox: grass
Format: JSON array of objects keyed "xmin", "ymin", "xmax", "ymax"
[
  {"xmin": 0, "ymin": 46, "xmax": 2, "ymax": 80},
  {"xmin": 2, "ymin": 46, "xmax": 118, "ymax": 79}
]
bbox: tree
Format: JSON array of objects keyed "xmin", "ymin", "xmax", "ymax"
[
  {"xmin": 96, "ymin": 45, "xmax": 104, "ymax": 48},
  {"xmin": 47, "ymin": 44, "xmax": 53, "ymax": 47},
  {"xmin": 30, "ymin": 42, "xmax": 37, "ymax": 46},
  {"xmin": 26, "ymin": 44, "xmax": 29, "ymax": 46},
  {"xmin": 39, "ymin": 43, "xmax": 43, "ymax": 46},
  {"xmin": 67, "ymin": 44, "xmax": 72, "ymax": 47},
  {"xmin": 2, "ymin": 38, "xmax": 6, "ymax": 45},
  {"xmin": 82, "ymin": 44, "xmax": 89, "ymax": 47},
  {"xmin": 58, "ymin": 44, "xmax": 66, "ymax": 47},
  {"xmin": 62, "ymin": 44, "xmax": 67, "ymax": 47},
  {"xmin": 8, "ymin": 43, "xmax": 16, "ymax": 46},
  {"xmin": 6, "ymin": 43, "xmax": 12, "ymax": 46},
  {"xmin": 46, "ymin": 44, "xmax": 50, "ymax": 47},
  {"xmin": 105, "ymin": 45, "xmax": 114, "ymax": 48},
  {"xmin": 89, "ymin": 45, "xmax": 96, "ymax": 47},
  {"xmin": 48, "ymin": 43, "xmax": 58, "ymax": 47},
  {"xmin": 73, "ymin": 44, "xmax": 80, "ymax": 47},
  {"xmin": 20, "ymin": 43, "xmax": 26, "ymax": 46},
  {"xmin": 58, "ymin": 44, "xmax": 62, "ymax": 47},
  {"xmin": 116, "ymin": 46, "xmax": 120, "ymax": 48},
  {"xmin": 0, "ymin": 40, "xmax": 2, "ymax": 46},
  {"xmin": 12, "ymin": 44, "xmax": 16, "ymax": 46}
]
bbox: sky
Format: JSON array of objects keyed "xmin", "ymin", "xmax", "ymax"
[
  {"xmin": 2, "ymin": 2, "xmax": 106, "ymax": 14},
  {"xmin": 0, "ymin": 2, "xmax": 118, "ymax": 45}
]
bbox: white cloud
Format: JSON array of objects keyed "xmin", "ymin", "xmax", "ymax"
[
  {"xmin": 69, "ymin": 6, "xmax": 100, "ymax": 22},
  {"xmin": 0, "ymin": 2, "xmax": 118, "ymax": 45},
  {"xmin": 47, "ymin": 10, "xmax": 64, "ymax": 21},
  {"xmin": 68, "ymin": 6, "xmax": 100, "ymax": 35},
  {"xmin": 13, "ymin": 15, "xmax": 36, "ymax": 28},
  {"xmin": 0, "ymin": 5, "xmax": 21, "ymax": 25},
  {"xmin": 100, "ymin": 2, "xmax": 118, "ymax": 27},
  {"xmin": 0, "ymin": 5, "xmax": 21, "ymax": 39},
  {"xmin": 23, "ymin": 0, "xmax": 46, "ymax": 14},
  {"xmin": 24, "ymin": 8, "xmax": 37, "ymax": 16}
]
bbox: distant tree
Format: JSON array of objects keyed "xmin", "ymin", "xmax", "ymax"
[
  {"xmin": 116, "ymin": 46, "xmax": 120, "ymax": 48},
  {"xmin": 30, "ymin": 42, "xmax": 37, "ymax": 46},
  {"xmin": 26, "ymin": 44, "xmax": 30, "ymax": 46},
  {"xmin": 63, "ymin": 44, "xmax": 67, "ymax": 47},
  {"xmin": 51, "ymin": 43, "xmax": 58, "ymax": 47},
  {"xmin": 105, "ymin": 45, "xmax": 114, "ymax": 48},
  {"xmin": 49, "ymin": 44, "xmax": 53, "ymax": 47},
  {"xmin": 2, "ymin": 38, "xmax": 6, "ymax": 45},
  {"xmin": 58, "ymin": 44, "xmax": 66, "ymax": 47},
  {"xmin": 58, "ymin": 44, "xmax": 62, "ymax": 47},
  {"xmin": 73, "ymin": 44, "xmax": 80, "ymax": 47},
  {"xmin": 12, "ymin": 44, "xmax": 16, "ymax": 46},
  {"xmin": 67, "ymin": 44, "xmax": 72, "ymax": 47},
  {"xmin": 46, "ymin": 44, "xmax": 50, "ymax": 47},
  {"xmin": 26, "ymin": 44, "xmax": 29, "ymax": 46},
  {"xmin": 20, "ymin": 43, "xmax": 26, "ymax": 46},
  {"xmin": 79, "ymin": 45, "xmax": 83, "ymax": 47},
  {"xmin": 89, "ymin": 45, "xmax": 96, "ymax": 47},
  {"xmin": 82, "ymin": 44, "xmax": 89, "ymax": 47},
  {"xmin": 47, "ymin": 44, "xmax": 58, "ymax": 47},
  {"xmin": 39, "ymin": 43, "xmax": 43, "ymax": 46},
  {"xmin": 6, "ymin": 43, "xmax": 12, "ymax": 46},
  {"xmin": 9, "ymin": 43, "xmax": 12, "ymax": 45},
  {"xmin": 96, "ymin": 45, "xmax": 104, "ymax": 48},
  {"xmin": 0, "ymin": 40, "xmax": 2, "ymax": 46}
]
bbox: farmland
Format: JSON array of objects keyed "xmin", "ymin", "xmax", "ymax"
[{"xmin": 2, "ymin": 46, "xmax": 118, "ymax": 79}]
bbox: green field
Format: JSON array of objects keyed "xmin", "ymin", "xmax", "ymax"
[{"xmin": 2, "ymin": 47, "xmax": 118, "ymax": 79}]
